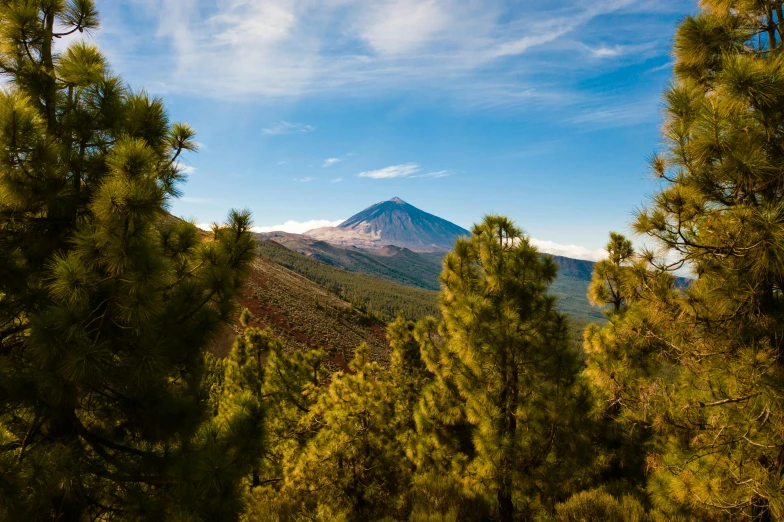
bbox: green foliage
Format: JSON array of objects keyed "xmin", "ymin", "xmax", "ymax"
[
  {"xmin": 244, "ymin": 342, "xmax": 409, "ymax": 521},
  {"xmin": 587, "ymin": 232, "xmax": 636, "ymax": 315},
  {"xmin": 204, "ymin": 352, "xmax": 226, "ymax": 417},
  {"xmin": 554, "ymin": 489, "xmax": 649, "ymax": 522},
  {"xmin": 242, "ymin": 342, "xmax": 329, "ymax": 520},
  {"xmin": 388, "ymin": 315, "xmax": 431, "ymax": 423},
  {"xmin": 222, "ymin": 327, "xmax": 279, "ymax": 413},
  {"xmin": 577, "ymin": 235, "xmax": 672, "ymax": 507},
  {"xmin": 285, "ymin": 345, "xmax": 409, "ymax": 520},
  {"xmin": 408, "ymin": 471, "xmax": 492, "ymax": 522},
  {"xmin": 580, "ymin": 2, "xmax": 784, "ymax": 520},
  {"xmin": 8, "ymin": 0, "xmax": 784, "ymax": 520},
  {"xmin": 412, "ymin": 216, "xmax": 594, "ymax": 521},
  {"xmin": 219, "ymin": 326, "xmax": 281, "ymax": 493},
  {"xmin": 240, "ymin": 307, "xmax": 253, "ymax": 327},
  {"xmin": 0, "ymin": 3, "xmax": 257, "ymax": 519}
]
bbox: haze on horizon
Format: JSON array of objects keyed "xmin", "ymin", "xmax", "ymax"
[{"xmin": 87, "ymin": 0, "xmax": 695, "ymax": 261}]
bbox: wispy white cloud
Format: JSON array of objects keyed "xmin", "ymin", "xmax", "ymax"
[
  {"xmin": 331, "ymin": 177, "xmax": 344, "ymax": 183},
  {"xmin": 579, "ymin": 41, "xmax": 658, "ymax": 59},
  {"xmin": 358, "ymin": 163, "xmax": 421, "ymax": 179},
  {"xmin": 492, "ymin": 29, "xmax": 570, "ymax": 58},
  {"xmin": 648, "ymin": 60, "xmax": 674, "ymax": 73},
  {"xmin": 294, "ymin": 176, "xmax": 315, "ymax": 183},
  {"xmin": 357, "ymin": 0, "xmax": 451, "ymax": 55},
  {"xmin": 587, "ymin": 44, "xmax": 624, "ymax": 58},
  {"xmin": 250, "ymin": 219, "xmax": 345, "ymax": 234},
  {"xmin": 276, "ymin": 159, "xmax": 287, "ymax": 166},
  {"xmin": 530, "ymin": 238, "xmax": 607, "ymax": 262},
  {"xmin": 262, "ymin": 121, "xmax": 315, "ymax": 136},
  {"xmin": 322, "ymin": 157, "xmax": 341, "ymax": 167},
  {"xmin": 356, "ymin": 164, "xmax": 451, "ymax": 179},
  {"xmin": 412, "ymin": 170, "xmax": 450, "ymax": 179},
  {"xmin": 570, "ymin": 95, "xmax": 661, "ymax": 127},
  {"xmin": 97, "ymin": 0, "xmax": 681, "ymax": 116}
]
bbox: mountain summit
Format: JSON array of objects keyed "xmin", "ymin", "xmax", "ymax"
[{"xmin": 306, "ymin": 198, "xmax": 469, "ymax": 252}]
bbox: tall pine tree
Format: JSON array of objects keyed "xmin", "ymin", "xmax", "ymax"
[
  {"xmin": 577, "ymin": 233, "xmax": 670, "ymax": 515},
  {"xmin": 586, "ymin": 0, "xmax": 784, "ymax": 519},
  {"xmin": 0, "ymin": 2, "xmax": 259, "ymax": 519},
  {"xmin": 414, "ymin": 215, "xmax": 593, "ymax": 521}
]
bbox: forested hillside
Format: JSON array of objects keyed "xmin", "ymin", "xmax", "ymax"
[
  {"xmin": 218, "ymin": 256, "xmax": 391, "ymax": 367},
  {"xmin": 259, "ymin": 234, "xmax": 606, "ymax": 322},
  {"xmin": 212, "ymin": 237, "xmax": 595, "ymax": 364},
  {"xmin": 257, "ymin": 239, "xmax": 441, "ymax": 320}
]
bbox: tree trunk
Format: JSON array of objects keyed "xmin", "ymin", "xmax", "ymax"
[
  {"xmin": 498, "ymin": 482, "xmax": 514, "ymax": 522},
  {"xmin": 40, "ymin": 10, "xmax": 57, "ymax": 131},
  {"xmin": 768, "ymin": 6, "xmax": 778, "ymax": 50},
  {"xmin": 497, "ymin": 358, "xmax": 518, "ymax": 522}
]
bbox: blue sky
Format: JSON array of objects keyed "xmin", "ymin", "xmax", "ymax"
[{"xmin": 85, "ymin": 0, "xmax": 695, "ymax": 260}]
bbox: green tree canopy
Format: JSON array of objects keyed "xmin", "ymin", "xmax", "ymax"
[
  {"xmin": 583, "ymin": 1, "xmax": 784, "ymax": 519},
  {"xmin": 587, "ymin": 232, "xmax": 636, "ymax": 315},
  {"xmin": 413, "ymin": 215, "xmax": 593, "ymax": 521},
  {"xmin": 0, "ymin": 2, "xmax": 258, "ymax": 519}
]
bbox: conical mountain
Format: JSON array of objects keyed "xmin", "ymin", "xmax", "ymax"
[{"xmin": 306, "ymin": 197, "xmax": 469, "ymax": 252}]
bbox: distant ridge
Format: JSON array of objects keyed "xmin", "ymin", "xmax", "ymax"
[{"xmin": 306, "ymin": 197, "xmax": 469, "ymax": 252}]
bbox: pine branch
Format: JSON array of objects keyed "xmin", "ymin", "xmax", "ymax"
[{"xmin": 698, "ymin": 393, "xmax": 760, "ymax": 407}]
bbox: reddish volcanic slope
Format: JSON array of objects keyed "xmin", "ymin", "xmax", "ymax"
[{"xmin": 209, "ymin": 256, "xmax": 389, "ymax": 371}]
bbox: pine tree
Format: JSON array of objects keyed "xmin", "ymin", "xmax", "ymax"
[
  {"xmin": 576, "ymin": 234, "xmax": 670, "ymax": 514},
  {"xmin": 219, "ymin": 320, "xmax": 282, "ymax": 491},
  {"xmin": 582, "ymin": 231, "xmax": 660, "ymax": 431},
  {"xmin": 243, "ymin": 343, "xmax": 329, "ymax": 520},
  {"xmin": 221, "ymin": 315, "xmax": 274, "ymax": 414},
  {"xmin": 589, "ymin": 1, "xmax": 784, "ymax": 518},
  {"xmin": 554, "ymin": 489, "xmax": 649, "ymax": 522},
  {"xmin": 292, "ymin": 345, "xmax": 408, "ymax": 520},
  {"xmin": 0, "ymin": 2, "xmax": 259, "ymax": 519},
  {"xmin": 246, "ymin": 344, "xmax": 407, "ymax": 521},
  {"xmin": 414, "ymin": 215, "xmax": 593, "ymax": 521},
  {"xmin": 388, "ymin": 314, "xmax": 431, "ymax": 447},
  {"xmin": 587, "ymin": 232, "xmax": 636, "ymax": 315}
]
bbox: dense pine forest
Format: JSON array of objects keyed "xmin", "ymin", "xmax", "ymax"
[{"xmin": 2, "ymin": 1, "xmax": 784, "ymax": 521}]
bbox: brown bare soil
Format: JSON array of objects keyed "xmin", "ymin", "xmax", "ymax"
[{"xmin": 210, "ymin": 256, "xmax": 390, "ymax": 370}]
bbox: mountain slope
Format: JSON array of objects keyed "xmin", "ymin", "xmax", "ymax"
[
  {"xmin": 180, "ymin": 213, "xmax": 607, "ymax": 368},
  {"xmin": 256, "ymin": 239, "xmax": 440, "ymax": 319},
  {"xmin": 306, "ymin": 197, "xmax": 469, "ymax": 252},
  {"xmin": 210, "ymin": 254, "xmax": 394, "ymax": 369},
  {"xmin": 255, "ymin": 231, "xmax": 442, "ymax": 290},
  {"xmin": 254, "ymin": 231, "xmax": 606, "ymax": 322},
  {"xmin": 252, "ymin": 240, "xmax": 601, "ymax": 352}
]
